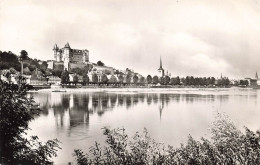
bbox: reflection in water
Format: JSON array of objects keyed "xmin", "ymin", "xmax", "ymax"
[
  {"xmin": 33, "ymin": 92, "xmax": 230, "ymax": 131},
  {"xmin": 29, "ymin": 89, "xmax": 260, "ymax": 165}
]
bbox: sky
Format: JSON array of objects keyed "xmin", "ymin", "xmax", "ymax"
[{"xmin": 1, "ymin": 0, "xmax": 260, "ymax": 78}]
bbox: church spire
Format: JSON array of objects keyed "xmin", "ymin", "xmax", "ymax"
[
  {"xmin": 256, "ymin": 72, "xmax": 259, "ymax": 80},
  {"xmin": 158, "ymin": 56, "xmax": 165, "ymax": 77},
  {"xmin": 160, "ymin": 56, "xmax": 162, "ymax": 69}
]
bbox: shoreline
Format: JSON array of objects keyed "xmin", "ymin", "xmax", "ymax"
[{"xmin": 28, "ymin": 86, "xmax": 254, "ymax": 94}]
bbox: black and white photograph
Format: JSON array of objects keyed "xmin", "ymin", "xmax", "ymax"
[{"xmin": 1, "ymin": 0, "xmax": 260, "ymax": 164}]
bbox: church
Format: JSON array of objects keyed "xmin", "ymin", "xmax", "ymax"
[{"xmin": 52, "ymin": 42, "xmax": 89, "ymax": 70}]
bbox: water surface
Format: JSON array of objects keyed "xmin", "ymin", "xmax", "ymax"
[{"xmin": 28, "ymin": 88, "xmax": 260, "ymax": 164}]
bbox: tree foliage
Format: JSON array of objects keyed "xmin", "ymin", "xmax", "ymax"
[
  {"xmin": 118, "ymin": 75, "xmax": 124, "ymax": 84},
  {"xmin": 40, "ymin": 61, "xmax": 48, "ymax": 72},
  {"xmin": 126, "ymin": 74, "xmax": 131, "ymax": 84},
  {"xmin": 19, "ymin": 50, "xmax": 28, "ymax": 61},
  {"xmin": 97, "ymin": 61, "xmax": 105, "ymax": 66},
  {"xmin": 82, "ymin": 72, "xmax": 89, "ymax": 85},
  {"xmin": 109, "ymin": 75, "xmax": 117, "ymax": 83},
  {"xmin": 146, "ymin": 75, "xmax": 152, "ymax": 84},
  {"xmin": 133, "ymin": 75, "xmax": 139, "ymax": 84},
  {"xmin": 0, "ymin": 51, "xmax": 21, "ymax": 71},
  {"xmin": 92, "ymin": 74, "xmax": 98, "ymax": 83},
  {"xmin": 139, "ymin": 77, "xmax": 145, "ymax": 84},
  {"xmin": 0, "ymin": 80, "xmax": 60, "ymax": 164},
  {"xmin": 61, "ymin": 69, "xmax": 69, "ymax": 84},
  {"xmin": 73, "ymin": 114, "xmax": 260, "ymax": 165},
  {"xmin": 170, "ymin": 76, "xmax": 180, "ymax": 85},
  {"xmin": 152, "ymin": 76, "xmax": 159, "ymax": 84},
  {"xmin": 71, "ymin": 67, "xmax": 84, "ymax": 76},
  {"xmin": 73, "ymin": 74, "xmax": 79, "ymax": 85},
  {"xmin": 101, "ymin": 74, "xmax": 108, "ymax": 83}
]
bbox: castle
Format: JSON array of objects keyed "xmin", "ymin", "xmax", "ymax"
[{"xmin": 52, "ymin": 42, "xmax": 89, "ymax": 70}]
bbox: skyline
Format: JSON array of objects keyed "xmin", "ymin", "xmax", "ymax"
[{"xmin": 1, "ymin": 0, "xmax": 260, "ymax": 78}]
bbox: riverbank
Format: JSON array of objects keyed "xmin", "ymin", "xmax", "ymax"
[{"xmin": 28, "ymin": 86, "xmax": 255, "ymax": 95}]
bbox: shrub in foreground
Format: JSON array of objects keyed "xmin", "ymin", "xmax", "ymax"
[
  {"xmin": 0, "ymin": 80, "xmax": 60, "ymax": 164},
  {"xmin": 73, "ymin": 114, "xmax": 260, "ymax": 164}
]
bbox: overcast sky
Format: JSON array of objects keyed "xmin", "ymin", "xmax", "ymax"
[{"xmin": 1, "ymin": 0, "xmax": 260, "ymax": 78}]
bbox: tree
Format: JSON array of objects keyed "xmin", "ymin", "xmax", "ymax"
[
  {"xmin": 115, "ymin": 70, "xmax": 120, "ymax": 76},
  {"xmin": 170, "ymin": 77, "xmax": 181, "ymax": 85},
  {"xmin": 40, "ymin": 61, "xmax": 48, "ymax": 72},
  {"xmin": 160, "ymin": 77, "xmax": 166, "ymax": 85},
  {"xmin": 84, "ymin": 64, "xmax": 93, "ymax": 72},
  {"xmin": 0, "ymin": 80, "xmax": 60, "ymax": 164},
  {"xmin": 2, "ymin": 70, "xmax": 11, "ymax": 83},
  {"xmin": 92, "ymin": 73, "xmax": 98, "ymax": 83},
  {"xmin": 20, "ymin": 50, "xmax": 28, "ymax": 60},
  {"xmin": 71, "ymin": 67, "xmax": 84, "ymax": 76},
  {"xmin": 19, "ymin": 50, "xmax": 28, "ymax": 75},
  {"xmin": 126, "ymin": 74, "xmax": 131, "ymax": 84},
  {"xmin": 118, "ymin": 75, "xmax": 124, "ymax": 84},
  {"xmin": 152, "ymin": 76, "xmax": 159, "ymax": 84},
  {"xmin": 82, "ymin": 72, "xmax": 89, "ymax": 85},
  {"xmin": 61, "ymin": 69, "xmax": 69, "ymax": 84},
  {"xmin": 101, "ymin": 74, "xmax": 108, "ymax": 83},
  {"xmin": 176, "ymin": 76, "xmax": 180, "ymax": 85},
  {"xmin": 133, "ymin": 75, "xmax": 139, "ymax": 84},
  {"xmin": 109, "ymin": 75, "xmax": 117, "ymax": 84},
  {"xmin": 97, "ymin": 61, "xmax": 104, "ymax": 66},
  {"xmin": 165, "ymin": 76, "xmax": 170, "ymax": 85},
  {"xmin": 210, "ymin": 77, "xmax": 216, "ymax": 85},
  {"xmin": 139, "ymin": 77, "xmax": 145, "ymax": 84},
  {"xmin": 147, "ymin": 75, "xmax": 152, "ymax": 84},
  {"xmin": 240, "ymin": 80, "xmax": 249, "ymax": 86},
  {"xmin": 73, "ymin": 74, "xmax": 78, "ymax": 85},
  {"xmin": 9, "ymin": 68, "xmax": 17, "ymax": 74},
  {"xmin": 0, "ymin": 51, "xmax": 20, "ymax": 71},
  {"xmin": 52, "ymin": 69, "xmax": 63, "ymax": 78}
]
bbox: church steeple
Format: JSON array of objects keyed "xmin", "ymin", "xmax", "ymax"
[
  {"xmin": 160, "ymin": 56, "xmax": 162, "ymax": 69},
  {"xmin": 158, "ymin": 56, "xmax": 165, "ymax": 77},
  {"xmin": 256, "ymin": 72, "xmax": 259, "ymax": 80}
]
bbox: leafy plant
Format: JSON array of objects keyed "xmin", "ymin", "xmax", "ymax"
[
  {"xmin": 73, "ymin": 113, "xmax": 260, "ymax": 165},
  {"xmin": 0, "ymin": 80, "xmax": 60, "ymax": 164}
]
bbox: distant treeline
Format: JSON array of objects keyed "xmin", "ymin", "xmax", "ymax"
[{"xmin": 61, "ymin": 69, "xmax": 229, "ymax": 87}]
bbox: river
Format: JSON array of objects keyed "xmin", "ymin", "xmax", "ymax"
[{"xmin": 27, "ymin": 88, "xmax": 260, "ymax": 164}]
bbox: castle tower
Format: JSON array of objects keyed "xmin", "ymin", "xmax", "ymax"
[
  {"xmin": 57, "ymin": 50, "xmax": 62, "ymax": 62},
  {"xmin": 158, "ymin": 56, "xmax": 165, "ymax": 77},
  {"xmin": 53, "ymin": 44, "xmax": 59, "ymax": 61},
  {"xmin": 83, "ymin": 49, "xmax": 89, "ymax": 62},
  {"xmin": 64, "ymin": 42, "xmax": 71, "ymax": 70}
]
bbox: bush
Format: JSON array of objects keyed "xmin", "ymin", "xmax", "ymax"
[
  {"xmin": 73, "ymin": 113, "xmax": 260, "ymax": 164},
  {"xmin": 0, "ymin": 80, "xmax": 60, "ymax": 164}
]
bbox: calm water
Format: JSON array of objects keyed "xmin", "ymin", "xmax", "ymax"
[{"xmin": 28, "ymin": 88, "xmax": 260, "ymax": 165}]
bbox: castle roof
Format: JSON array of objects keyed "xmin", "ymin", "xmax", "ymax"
[
  {"xmin": 64, "ymin": 42, "xmax": 71, "ymax": 48},
  {"xmin": 53, "ymin": 44, "xmax": 59, "ymax": 50}
]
